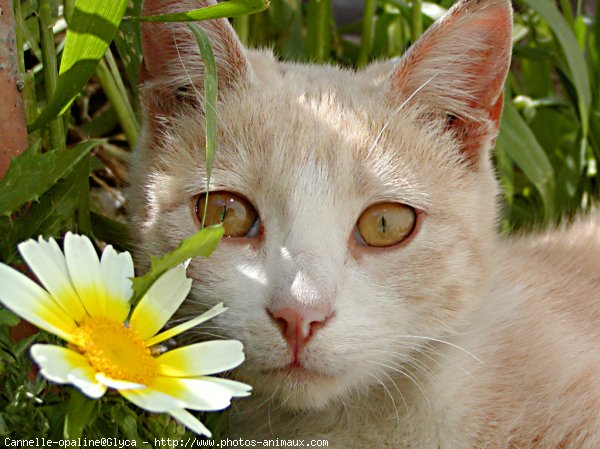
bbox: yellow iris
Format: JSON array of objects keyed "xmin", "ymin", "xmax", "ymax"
[{"xmin": 0, "ymin": 233, "xmax": 251, "ymax": 437}]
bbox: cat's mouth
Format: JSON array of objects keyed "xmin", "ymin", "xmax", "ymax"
[{"xmin": 262, "ymin": 363, "xmax": 334, "ymax": 381}]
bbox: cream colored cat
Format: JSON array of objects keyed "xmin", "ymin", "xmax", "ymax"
[{"xmin": 130, "ymin": 0, "xmax": 600, "ymax": 447}]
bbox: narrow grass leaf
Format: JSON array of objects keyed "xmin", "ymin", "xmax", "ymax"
[
  {"xmin": 0, "ymin": 140, "xmax": 99, "ymax": 217},
  {"xmin": 114, "ymin": 0, "xmax": 143, "ymax": 93},
  {"xmin": 127, "ymin": 0, "xmax": 269, "ymax": 22},
  {"xmin": 130, "ymin": 225, "xmax": 224, "ymax": 304},
  {"xmin": 29, "ymin": 0, "xmax": 129, "ymax": 131},
  {"xmin": 189, "ymin": 24, "xmax": 218, "ymax": 227},
  {"xmin": 519, "ymin": 0, "xmax": 591, "ymax": 137},
  {"xmin": 496, "ymin": 99, "xmax": 556, "ymax": 220}
]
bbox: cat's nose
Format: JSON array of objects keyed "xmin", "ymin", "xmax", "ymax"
[{"xmin": 267, "ymin": 306, "xmax": 330, "ymax": 355}]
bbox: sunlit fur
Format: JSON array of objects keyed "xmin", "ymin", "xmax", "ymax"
[{"xmin": 130, "ymin": 0, "xmax": 600, "ymax": 447}]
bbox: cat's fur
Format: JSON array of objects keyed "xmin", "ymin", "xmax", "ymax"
[{"xmin": 129, "ymin": 0, "xmax": 600, "ymax": 447}]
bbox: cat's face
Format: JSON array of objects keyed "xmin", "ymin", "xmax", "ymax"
[{"xmin": 131, "ymin": 0, "xmax": 512, "ymax": 410}]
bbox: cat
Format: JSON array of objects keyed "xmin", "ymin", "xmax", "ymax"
[{"xmin": 129, "ymin": 0, "xmax": 600, "ymax": 447}]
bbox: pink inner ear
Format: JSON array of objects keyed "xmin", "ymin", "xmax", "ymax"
[
  {"xmin": 464, "ymin": 13, "xmax": 513, "ymax": 109},
  {"xmin": 140, "ymin": 0, "xmax": 198, "ymax": 81},
  {"xmin": 390, "ymin": 0, "xmax": 513, "ymax": 164},
  {"xmin": 448, "ymin": 91, "xmax": 505, "ymax": 165}
]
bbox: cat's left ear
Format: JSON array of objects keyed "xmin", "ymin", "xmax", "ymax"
[{"xmin": 389, "ymin": 0, "xmax": 512, "ymax": 164}]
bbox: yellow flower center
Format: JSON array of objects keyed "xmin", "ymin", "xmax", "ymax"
[{"xmin": 73, "ymin": 317, "xmax": 157, "ymax": 386}]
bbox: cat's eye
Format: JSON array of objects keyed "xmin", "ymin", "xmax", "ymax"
[
  {"xmin": 195, "ymin": 192, "xmax": 259, "ymax": 238},
  {"xmin": 356, "ymin": 202, "xmax": 416, "ymax": 247}
]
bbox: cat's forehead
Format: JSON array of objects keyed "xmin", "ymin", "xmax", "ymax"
[{"xmin": 157, "ymin": 56, "xmax": 462, "ymax": 215}]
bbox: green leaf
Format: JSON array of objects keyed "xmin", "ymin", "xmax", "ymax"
[
  {"xmin": 0, "ymin": 140, "xmax": 99, "ymax": 217},
  {"xmin": 189, "ymin": 24, "xmax": 218, "ymax": 226},
  {"xmin": 131, "ymin": 226, "xmax": 224, "ymax": 303},
  {"xmin": 64, "ymin": 389, "xmax": 98, "ymax": 439},
  {"xmin": 127, "ymin": 0, "xmax": 270, "ymax": 22},
  {"xmin": 0, "ymin": 309, "xmax": 21, "ymax": 327},
  {"xmin": 496, "ymin": 99, "xmax": 556, "ymax": 220},
  {"xmin": 519, "ymin": 0, "xmax": 591, "ymax": 137},
  {"xmin": 13, "ymin": 332, "xmax": 41, "ymax": 357},
  {"xmin": 29, "ymin": 0, "xmax": 129, "ymax": 131},
  {"xmin": 0, "ymin": 156, "xmax": 91, "ymax": 262},
  {"xmin": 110, "ymin": 404, "xmax": 144, "ymax": 443}
]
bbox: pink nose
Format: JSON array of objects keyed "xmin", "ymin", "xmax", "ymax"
[{"xmin": 267, "ymin": 306, "xmax": 329, "ymax": 356}]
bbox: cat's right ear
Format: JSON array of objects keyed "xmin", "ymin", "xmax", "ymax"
[
  {"xmin": 387, "ymin": 0, "xmax": 512, "ymax": 165},
  {"xmin": 140, "ymin": 0, "xmax": 250, "ymax": 123}
]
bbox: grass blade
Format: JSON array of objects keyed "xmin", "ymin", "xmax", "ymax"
[
  {"xmin": 189, "ymin": 23, "xmax": 218, "ymax": 227},
  {"xmin": 357, "ymin": 0, "xmax": 377, "ymax": 68},
  {"xmin": 496, "ymin": 99, "xmax": 556, "ymax": 220},
  {"xmin": 519, "ymin": 0, "xmax": 591, "ymax": 138},
  {"xmin": 28, "ymin": 0, "xmax": 129, "ymax": 131},
  {"xmin": 127, "ymin": 0, "xmax": 269, "ymax": 22}
]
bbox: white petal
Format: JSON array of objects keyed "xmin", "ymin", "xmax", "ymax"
[
  {"xmin": 30, "ymin": 344, "xmax": 107, "ymax": 399},
  {"xmin": 0, "ymin": 265, "xmax": 76, "ymax": 341},
  {"xmin": 169, "ymin": 409, "xmax": 212, "ymax": 438},
  {"xmin": 69, "ymin": 367, "xmax": 108, "ymax": 399},
  {"xmin": 129, "ymin": 265, "xmax": 192, "ymax": 341},
  {"xmin": 157, "ymin": 340, "xmax": 244, "ymax": 377},
  {"xmin": 95, "ymin": 373, "xmax": 145, "ymax": 390},
  {"xmin": 64, "ymin": 232, "xmax": 107, "ymax": 318},
  {"xmin": 120, "ymin": 386, "xmax": 186, "ymax": 412},
  {"xmin": 18, "ymin": 237, "xmax": 87, "ymax": 322},
  {"xmin": 196, "ymin": 376, "xmax": 252, "ymax": 398},
  {"xmin": 144, "ymin": 303, "xmax": 226, "ymax": 347},
  {"xmin": 151, "ymin": 376, "xmax": 233, "ymax": 411},
  {"xmin": 100, "ymin": 245, "xmax": 133, "ymax": 322}
]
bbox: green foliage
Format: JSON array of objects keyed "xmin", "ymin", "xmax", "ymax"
[
  {"xmin": 128, "ymin": 0, "xmax": 270, "ymax": 22},
  {"xmin": 131, "ymin": 225, "xmax": 225, "ymax": 303},
  {"xmin": 1, "ymin": 0, "xmax": 599, "ymax": 441},
  {"xmin": 0, "ymin": 140, "xmax": 98, "ymax": 217},
  {"xmin": 29, "ymin": 0, "xmax": 129, "ymax": 132}
]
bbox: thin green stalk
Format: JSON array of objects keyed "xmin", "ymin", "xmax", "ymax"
[
  {"xmin": 39, "ymin": 0, "xmax": 66, "ymax": 151},
  {"xmin": 105, "ymin": 48, "xmax": 138, "ymax": 131},
  {"xmin": 312, "ymin": 0, "xmax": 331, "ymax": 63},
  {"xmin": 596, "ymin": 1, "xmax": 600, "ymax": 108},
  {"xmin": 357, "ymin": 0, "xmax": 377, "ymax": 68},
  {"xmin": 23, "ymin": 72, "xmax": 40, "ymax": 144},
  {"xmin": 234, "ymin": 15, "xmax": 250, "ymax": 46},
  {"xmin": 12, "ymin": 0, "xmax": 25, "ymax": 73},
  {"xmin": 558, "ymin": 0, "xmax": 574, "ymax": 27},
  {"xmin": 411, "ymin": 0, "xmax": 422, "ymax": 43},
  {"xmin": 95, "ymin": 58, "xmax": 138, "ymax": 147}
]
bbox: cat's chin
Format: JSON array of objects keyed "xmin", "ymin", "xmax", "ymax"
[{"xmin": 242, "ymin": 366, "xmax": 354, "ymax": 411}]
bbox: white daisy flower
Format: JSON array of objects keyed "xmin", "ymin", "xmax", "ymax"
[{"xmin": 0, "ymin": 232, "xmax": 250, "ymax": 437}]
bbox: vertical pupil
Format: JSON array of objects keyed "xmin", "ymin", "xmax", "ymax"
[
  {"xmin": 220, "ymin": 205, "xmax": 228, "ymax": 222},
  {"xmin": 380, "ymin": 214, "xmax": 387, "ymax": 233}
]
